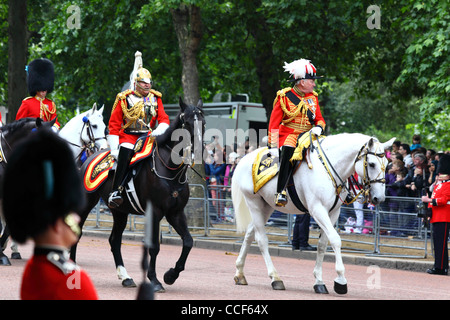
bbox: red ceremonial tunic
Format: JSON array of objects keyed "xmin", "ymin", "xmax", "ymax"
[
  {"xmin": 16, "ymin": 96, "xmax": 60, "ymax": 129},
  {"xmin": 21, "ymin": 249, "xmax": 98, "ymax": 300},
  {"xmin": 268, "ymin": 88, "xmax": 325, "ymax": 148},
  {"xmin": 429, "ymin": 180, "xmax": 450, "ymax": 223},
  {"xmin": 109, "ymin": 89, "xmax": 170, "ymax": 145}
]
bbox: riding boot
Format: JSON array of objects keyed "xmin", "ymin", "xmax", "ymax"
[
  {"xmin": 275, "ymin": 146, "xmax": 295, "ymax": 207},
  {"xmin": 108, "ymin": 146, "xmax": 134, "ymax": 208}
]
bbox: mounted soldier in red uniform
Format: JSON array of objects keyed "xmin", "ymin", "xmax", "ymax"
[
  {"xmin": 268, "ymin": 59, "xmax": 326, "ymax": 207},
  {"xmin": 16, "ymin": 58, "xmax": 60, "ymax": 131},
  {"xmin": 107, "ymin": 51, "xmax": 170, "ymax": 208}
]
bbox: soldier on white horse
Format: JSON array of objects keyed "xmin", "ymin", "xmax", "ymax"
[
  {"xmin": 233, "ymin": 132, "xmax": 394, "ymax": 294},
  {"xmin": 232, "ymin": 59, "xmax": 395, "ymax": 294},
  {"xmin": 269, "ymin": 59, "xmax": 326, "ymax": 207}
]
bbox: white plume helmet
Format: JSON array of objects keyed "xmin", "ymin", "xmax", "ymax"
[
  {"xmin": 283, "ymin": 59, "xmax": 322, "ymax": 82},
  {"xmin": 129, "ymin": 51, "xmax": 144, "ymax": 90}
]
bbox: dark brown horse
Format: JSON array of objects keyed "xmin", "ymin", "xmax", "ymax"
[
  {"xmin": 0, "ymin": 118, "xmax": 56, "ymax": 265},
  {"xmin": 71, "ymin": 98, "xmax": 205, "ymax": 292}
]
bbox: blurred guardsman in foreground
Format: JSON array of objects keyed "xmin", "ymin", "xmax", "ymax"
[
  {"xmin": 16, "ymin": 58, "xmax": 60, "ymax": 131},
  {"xmin": 2, "ymin": 128, "xmax": 98, "ymax": 299}
]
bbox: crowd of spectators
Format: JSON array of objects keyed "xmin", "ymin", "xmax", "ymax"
[
  {"xmin": 385, "ymin": 134, "xmax": 447, "ymax": 201},
  {"xmin": 203, "ymin": 133, "xmax": 449, "ymax": 237},
  {"xmin": 341, "ymin": 134, "xmax": 449, "ymax": 234},
  {"xmin": 204, "ymin": 136, "xmax": 260, "ymax": 219}
]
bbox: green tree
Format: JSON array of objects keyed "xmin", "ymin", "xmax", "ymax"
[{"xmin": 397, "ymin": 0, "xmax": 449, "ymax": 149}]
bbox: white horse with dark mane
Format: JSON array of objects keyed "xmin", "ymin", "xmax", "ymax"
[
  {"xmin": 232, "ymin": 133, "xmax": 394, "ymax": 294},
  {"xmin": 59, "ymin": 103, "xmax": 108, "ymax": 164}
]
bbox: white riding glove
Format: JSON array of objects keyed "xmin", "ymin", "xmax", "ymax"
[
  {"xmin": 150, "ymin": 122, "xmax": 169, "ymax": 137},
  {"xmin": 311, "ymin": 126, "xmax": 322, "ymax": 136},
  {"xmin": 108, "ymin": 134, "xmax": 119, "ymax": 159}
]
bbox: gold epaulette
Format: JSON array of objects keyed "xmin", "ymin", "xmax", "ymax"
[
  {"xmin": 111, "ymin": 89, "xmax": 133, "ymax": 113},
  {"xmin": 312, "ymin": 91, "xmax": 318, "ymax": 97},
  {"xmin": 23, "ymin": 96, "xmax": 33, "ymax": 101},
  {"xmin": 277, "ymin": 87, "xmax": 291, "ymax": 97},
  {"xmin": 150, "ymin": 89, "xmax": 162, "ymax": 98},
  {"xmin": 273, "ymin": 87, "xmax": 291, "ymax": 108}
]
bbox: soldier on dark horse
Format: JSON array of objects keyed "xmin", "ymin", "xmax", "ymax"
[
  {"xmin": 71, "ymin": 51, "xmax": 205, "ymax": 293},
  {"xmin": 107, "ymin": 51, "xmax": 170, "ymax": 208},
  {"xmin": 1, "ymin": 58, "xmax": 58, "ymax": 265}
]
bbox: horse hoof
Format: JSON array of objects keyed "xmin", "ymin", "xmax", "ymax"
[
  {"xmin": 334, "ymin": 281, "xmax": 348, "ymax": 294},
  {"xmin": 163, "ymin": 268, "xmax": 179, "ymax": 285},
  {"xmin": 122, "ymin": 278, "xmax": 137, "ymax": 288},
  {"xmin": 234, "ymin": 275, "xmax": 248, "ymax": 286},
  {"xmin": 153, "ymin": 283, "xmax": 165, "ymax": 293},
  {"xmin": 313, "ymin": 284, "xmax": 329, "ymax": 294},
  {"xmin": 11, "ymin": 252, "xmax": 22, "ymax": 260},
  {"xmin": 0, "ymin": 256, "xmax": 11, "ymax": 266},
  {"xmin": 271, "ymin": 280, "xmax": 285, "ymax": 290}
]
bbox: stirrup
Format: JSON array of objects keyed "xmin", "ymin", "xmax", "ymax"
[
  {"xmin": 275, "ymin": 191, "xmax": 288, "ymax": 207},
  {"xmin": 108, "ymin": 190, "xmax": 123, "ymax": 208}
]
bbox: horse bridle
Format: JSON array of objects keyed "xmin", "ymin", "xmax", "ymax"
[
  {"xmin": 179, "ymin": 107, "xmax": 204, "ymax": 166},
  {"xmin": 351, "ymin": 141, "xmax": 387, "ymax": 202},
  {"xmin": 152, "ymin": 107, "xmax": 205, "ymax": 183},
  {"xmin": 70, "ymin": 116, "xmax": 107, "ymax": 161},
  {"xmin": 313, "ymin": 134, "xmax": 386, "ymax": 205}
]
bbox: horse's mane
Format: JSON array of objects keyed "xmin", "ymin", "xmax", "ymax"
[
  {"xmin": 1, "ymin": 118, "xmax": 37, "ymax": 136},
  {"xmin": 155, "ymin": 109, "xmax": 183, "ymax": 146},
  {"xmin": 322, "ymin": 132, "xmax": 377, "ymax": 146}
]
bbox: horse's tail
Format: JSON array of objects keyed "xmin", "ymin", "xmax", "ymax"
[{"xmin": 231, "ymin": 174, "xmax": 252, "ymax": 233}]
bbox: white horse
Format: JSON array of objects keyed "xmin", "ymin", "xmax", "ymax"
[
  {"xmin": 3, "ymin": 104, "xmax": 108, "ymax": 261},
  {"xmin": 59, "ymin": 103, "xmax": 108, "ymax": 164},
  {"xmin": 232, "ymin": 133, "xmax": 395, "ymax": 294}
]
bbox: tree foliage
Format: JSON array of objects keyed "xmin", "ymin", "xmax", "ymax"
[{"xmin": 0, "ymin": 0, "xmax": 448, "ymax": 149}]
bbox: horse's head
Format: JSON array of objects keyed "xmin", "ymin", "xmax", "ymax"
[
  {"xmin": 171, "ymin": 97, "xmax": 205, "ymax": 165},
  {"xmin": 354, "ymin": 137, "xmax": 395, "ymax": 205},
  {"xmin": 36, "ymin": 117, "xmax": 57, "ymax": 130},
  {"xmin": 79, "ymin": 103, "xmax": 108, "ymax": 151}
]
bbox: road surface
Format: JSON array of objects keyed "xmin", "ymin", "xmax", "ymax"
[{"xmin": 1, "ymin": 235, "xmax": 449, "ymax": 302}]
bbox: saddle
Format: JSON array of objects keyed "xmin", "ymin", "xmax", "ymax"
[
  {"xmin": 252, "ymin": 133, "xmax": 315, "ymax": 193},
  {"xmin": 252, "ymin": 134, "xmax": 324, "ymax": 212},
  {"xmin": 83, "ymin": 134, "xmax": 155, "ymax": 193}
]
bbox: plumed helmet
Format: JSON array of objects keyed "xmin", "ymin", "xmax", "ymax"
[
  {"xmin": 284, "ymin": 59, "xmax": 323, "ymax": 82},
  {"xmin": 135, "ymin": 67, "xmax": 152, "ymax": 84},
  {"xmin": 27, "ymin": 58, "xmax": 55, "ymax": 96},
  {"xmin": 437, "ymin": 154, "xmax": 450, "ymax": 175},
  {"xmin": 128, "ymin": 51, "xmax": 152, "ymax": 90},
  {"xmin": 2, "ymin": 128, "xmax": 86, "ymax": 244}
]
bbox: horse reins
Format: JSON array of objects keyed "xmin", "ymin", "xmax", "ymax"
[
  {"xmin": 68, "ymin": 116, "xmax": 106, "ymax": 162},
  {"xmin": 151, "ymin": 107, "xmax": 205, "ymax": 184},
  {"xmin": 0, "ymin": 131, "xmax": 11, "ymax": 166},
  {"xmin": 311, "ymin": 133, "xmax": 386, "ymax": 205}
]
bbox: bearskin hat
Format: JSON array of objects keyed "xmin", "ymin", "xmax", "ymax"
[
  {"xmin": 437, "ymin": 154, "xmax": 450, "ymax": 175},
  {"xmin": 2, "ymin": 128, "xmax": 85, "ymax": 244},
  {"xmin": 27, "ymin": 58, "xmax": 55, "ymax": 96}
]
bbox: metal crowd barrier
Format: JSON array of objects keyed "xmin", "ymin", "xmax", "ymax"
[{"xmin": 85, "ymin": 183, "xmax": 434, "ymax": 259}]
